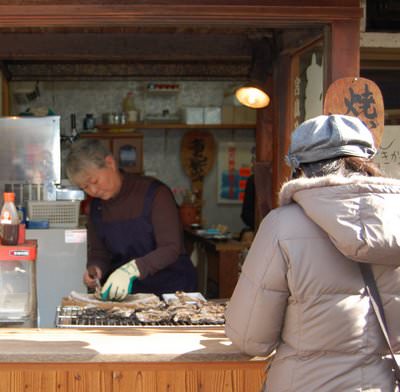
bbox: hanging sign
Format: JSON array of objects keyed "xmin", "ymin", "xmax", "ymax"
[
  {"xmin": 180, "ymin": 130, "xmax": 216, "ymax": 223},
  {"xmin": 323, "ymin": 77, "xmax": 384, "ymax": 148}
]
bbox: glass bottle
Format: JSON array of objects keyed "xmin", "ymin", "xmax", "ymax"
[
  {"xmin": 0, "ymin": 192, "xmax": 20, "ymax": 246},
  {"xmin": 70, "ymin": 113, "xmax": 77, "ymax": 138},
  {"xmin": 122, "ymin": 92, "xmax": 137, "ymax": 123},
  {"xmin": 83, "ymin": 114, "xmax": 96, "ymax": 130}
]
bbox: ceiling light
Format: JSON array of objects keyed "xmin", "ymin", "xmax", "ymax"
[
  {"xmin": 235, "ymin": 84, "xmax": 270, "ymax": 109},
  {"xmin": 235, "ymin": 38, "xmax": 272, "ymax": 109}
]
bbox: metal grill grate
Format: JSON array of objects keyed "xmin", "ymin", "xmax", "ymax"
[{"xmin": 56, "ymin": 305, "xmax": 225, "ymax": 328}]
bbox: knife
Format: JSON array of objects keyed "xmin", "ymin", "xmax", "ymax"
[{"xmin": 94, "ymin": 278, "xmax": 102, "ymax": 299}]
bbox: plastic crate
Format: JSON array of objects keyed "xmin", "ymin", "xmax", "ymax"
[{"xmin": 27, "ymin": 201, "xmax": 80, "ymax": 228}]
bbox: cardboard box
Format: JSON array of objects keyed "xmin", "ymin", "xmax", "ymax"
[
  {"xmin": 184, "ymin": 107, "xmax": 204, "ymax": 124},
  {"xmin": 204, "ymin": 107, "xmax": 221, "ymax": 124}
]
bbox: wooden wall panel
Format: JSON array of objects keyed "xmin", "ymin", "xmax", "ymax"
[
  {"xmin": 0, "ymin": 4, "xmax": 362, "ymax": 29},
  {"xmin": 0, "ymin": 362, "xmax": 266, "ymax": 392},
  {"xmin": 0, "ymin": 0, "xmax": 361, "ymax": 5},
  {"xmin": 0, "ymin": 72, "xmax": 10, "ymax": 116}
]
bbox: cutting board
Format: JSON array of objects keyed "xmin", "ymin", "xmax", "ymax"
[
  {"xmin": 323, "ymin": 77, "xmax": 384, "ymax": 148},
  {"xmin": 180, "ymin": 130, "xmax": 216, "ymax": 224}
]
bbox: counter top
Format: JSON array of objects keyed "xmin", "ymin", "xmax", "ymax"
[
  {"xmin": 0, "ymin": 327, "xmax": 261, "ymax": 363},
  {"xmin": 184, "ymin": 228, "xmax": 247, "ymax": 251}
]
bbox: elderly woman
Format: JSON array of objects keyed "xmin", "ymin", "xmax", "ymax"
[
  {"xmin": 65, "ymin": 139, "xmax": 197, "ymax": 300},
  {"xmin": 225, "ymin": 114, "xmax": 400, "ymax": 391}
]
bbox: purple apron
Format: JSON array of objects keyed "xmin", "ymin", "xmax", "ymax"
[{"xmin": 90, "ymin": 180, "xmax": 197, "ymax": 297}]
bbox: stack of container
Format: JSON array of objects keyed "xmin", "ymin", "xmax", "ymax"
[
  {"xmin": 0, "ymin": 192, "xmax": 37, "ymax": 327},
  {"xmin": 0, "ymin": 240, "xmax": 38, "ymax": 327}
]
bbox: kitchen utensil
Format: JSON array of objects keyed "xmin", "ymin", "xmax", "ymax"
[{"xmin": 94, "ymin": 278, "xmax": 102, "ymax": 299}]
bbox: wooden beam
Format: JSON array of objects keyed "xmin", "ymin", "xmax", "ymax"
[
  {"xmin": 270, "ymin": 53, "xmax": 293, "ymax": 208},
  {"xmin": 0, "ymin": 32, "xmax": 253, "ymax": 61},
  {"xmin": 0, "ymin": 61, "xmax": 11, "ymax": 81},
  {"xmin": 324, "ymin": 20, "xmax": 360, "ymax": 90},
  {"xmin": 1, "ymin": 74, "xmax": 10, "ymax": 116},
  {"xmin": 0, "ymin": 0, "xmax": 361, "ymax": 5},
  {"xmin": 254, "ymin": 74, "xmax": 274, "ymax": 221},
  {"xmin": 0, "ymin": 5, "xmax": 362, "ymax": 29},
  {"xmin": 5, "ymin": 61, "xmax": 251, "ymax": 80},
  {"xmin": 254, "ymin": 161, "xmax": 272, "ymax": 226}
]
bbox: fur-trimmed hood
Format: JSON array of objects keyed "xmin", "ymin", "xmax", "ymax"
[{"xmin": 278, "ymin": 175, "xmax": 400, "ymax": 265}]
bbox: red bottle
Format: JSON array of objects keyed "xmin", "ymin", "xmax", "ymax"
[{"xmin": 0, "ymin": 192, "xmax": 20, "ymax": 246}]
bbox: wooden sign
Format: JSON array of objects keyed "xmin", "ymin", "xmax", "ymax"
[
  {"xmin": 323, "ymin": 77, "xmax": 384, "ymax": 148},
  {"xmin": 180, "ymin": 130, "xmax": 216, "ymax": 224}
]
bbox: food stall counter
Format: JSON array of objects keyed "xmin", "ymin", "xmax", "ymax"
[{"xmin": 0, "ymin": 327, "xmax": 268, "ymax": 392}]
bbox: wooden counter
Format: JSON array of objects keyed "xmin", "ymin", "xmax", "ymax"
[{"xmin": 0, "ymin": 327, "xmax": 268, "ymax": 391}]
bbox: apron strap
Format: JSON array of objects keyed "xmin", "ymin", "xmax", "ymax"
[
  {"xmin": 142, "ymin": 180, "xmax": 161, "ymax": 221},
  {"xmin": 90, "ymin": 197, "xmax": 104, "ymax": 240}
]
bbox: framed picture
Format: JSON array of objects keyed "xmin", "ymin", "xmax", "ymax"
[{"xmin": 217, "ymin": 141, "xmax": 255, "ymax": 204}]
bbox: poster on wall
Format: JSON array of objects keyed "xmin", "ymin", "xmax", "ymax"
[
  {"xmin": 374, "ymin": 125, "xmax": 400, "ymax": 178},
  {"xmin": 217, "ymin": 141, "xmax": 255, "ymax": 204}
]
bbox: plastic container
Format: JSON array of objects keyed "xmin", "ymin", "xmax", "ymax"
[
  {"xmin": 204, "ymin": 107, "xmax": 222, "ymax": 124},
  {"xmin": 0, "ymin": 192, "xmax": 20, "ymax": 246},
  {"xmin": 122, "ymin": 92, "xmax": 138, "ymax": 123},
  {"xmin": 28, "ymin": 200, "xmax": 81, "ymax": 228},
  {"xmin": 184, "ymin": 107, "xmax": 204, "ymax": 124},
  {"xmin": 0, "ymin": 240, "xmax": 37, "ymax": 327}
]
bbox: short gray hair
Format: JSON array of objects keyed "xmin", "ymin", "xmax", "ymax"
[{"xmin": 65, "ymin": 138, "xmax": 111, "ymax": 180}]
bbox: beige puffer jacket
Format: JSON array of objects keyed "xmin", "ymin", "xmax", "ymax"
[{"xmin": 225, "ymin": 175, "xmax": 400, "ymax": 392}]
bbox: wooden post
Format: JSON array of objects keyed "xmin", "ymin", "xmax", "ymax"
[
  {"xmin": 1, "ymin": 71, "xmax": 10, "ymax": 116},
  {"xmin": 254, "ymin": 74, "xmax": 274, "ymax": 224},
  {"xmin": 324, "ymin": 20, "xmax": 360, "ymax": 90}
]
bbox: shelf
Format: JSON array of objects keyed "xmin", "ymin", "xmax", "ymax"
[
  {"xmin": 95, "ymin": 122, "xmax": 256, "ymax": 131},
  {"xmin": 80, "ymin": 131, "xmax": 144, "ymax": 138}
]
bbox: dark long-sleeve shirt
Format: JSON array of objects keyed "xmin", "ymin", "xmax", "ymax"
[{"xmin": 87, "ymin": 173, "xmax": 185, "ymax": 279}]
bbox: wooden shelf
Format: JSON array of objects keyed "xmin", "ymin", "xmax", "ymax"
[
  {"xmin": 95, "ymin": 122, "xmax": 256, "ymax": 131},
  {"xmin": 80, "ymin": 131, "xmax": 144, "ymax": 138}
]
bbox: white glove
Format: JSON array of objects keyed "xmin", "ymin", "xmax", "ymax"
[{"xmin": 100, "ymin": 259, "xmax": 140, "ymax": 301}]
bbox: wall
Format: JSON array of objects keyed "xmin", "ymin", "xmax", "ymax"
[{"xmin": 9, "ymin": 80, "xmax": 255, "ymax": 234}]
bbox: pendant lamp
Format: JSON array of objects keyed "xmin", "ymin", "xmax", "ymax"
[{"xmin": 235, "ymin": 39, "xmax": 272, "ymax": 109}]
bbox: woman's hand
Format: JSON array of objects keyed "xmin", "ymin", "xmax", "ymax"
[
  {"xmin": 83, "ymin": 265, "xmax": 102, "ymax": 289},
  {"xmin": 100, "ymin": 259, "xmax": 140, "ymax": 301}
]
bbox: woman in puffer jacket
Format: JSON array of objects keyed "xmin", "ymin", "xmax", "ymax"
[{"xmin": 225, "ymin": 114, "xmax": 400, "ymax": 392}]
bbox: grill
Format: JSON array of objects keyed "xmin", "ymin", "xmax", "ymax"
[{"xmin": 56, "ymin": 305, "xmax": 225, "ymax": 328}]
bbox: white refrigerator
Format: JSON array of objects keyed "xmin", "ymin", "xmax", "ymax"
[{"xmin": 26, "ymin": 228, "xmax": 87, "ymax": 327}]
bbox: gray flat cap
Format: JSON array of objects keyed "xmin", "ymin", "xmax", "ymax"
[{"xmin": 286, "ymin": 114, "xmax": 377, "ymax": 170}]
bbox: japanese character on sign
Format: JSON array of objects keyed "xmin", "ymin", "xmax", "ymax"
[
  {"xmin": 344, "ymin": 84, "xmax": 378, "ymax": 130},
  {"xmin": 188, "ymin": 138, "xmax": 208, "ymax": 182}
]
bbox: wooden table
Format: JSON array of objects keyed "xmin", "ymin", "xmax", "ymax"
[
  {"xmin": 184, "ymin": 229, "xmax": 248, "ymax": 299},
  {"xmin": 0, "ymin": 327, "xmax": 268, "ymax": 392}
]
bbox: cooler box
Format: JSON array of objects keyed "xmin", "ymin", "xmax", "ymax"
[{"xmin": 0, "ymin": 240, "xmax": 37, "ymax": 327}]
